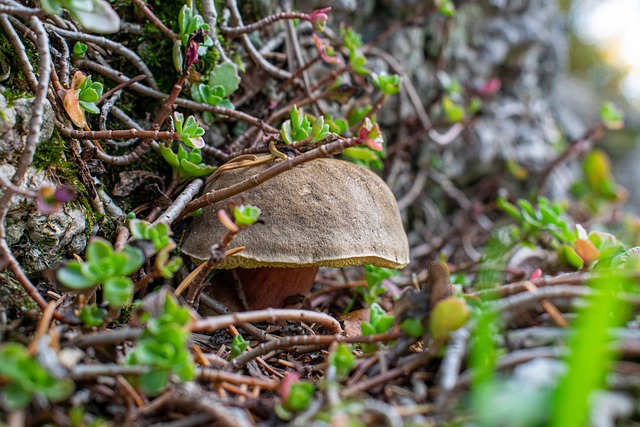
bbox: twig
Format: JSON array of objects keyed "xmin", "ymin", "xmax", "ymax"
[
  {"xmin": 192, "ymin": 308, "xmax": 343, "ymax": 335},
  {"xmin": 74, "ymin": 59, "xmax": 279, "ymax": 133},
  {"xmin": 537, "ymin": 123, "xmax": 606, "ymax": 196},
  {"xmin": 228, "ymin": 330, "xmax": 399, "ymax": 370},
  {"xmin": 197, "ymin": 367, "xmax": 278, "ymax": 390},
  {"xmin": 57, "ymin": 123, "xmax": 178, "ymax": 141},
  {"xmin": 96, "ymin": 73, "xmax": 147, "ymax": 104},
  {"xmin": 131, "ymin": 0, "xmax": 177, "ymax": 40},
  {"xmin": 62, "ymin": 326, "xmax": 142, "ymax": 348},
  {"xmin": 219, "ymin": 11, "xmax": 308, "ymax": 37},
  {"xmin": 0, "ymin": 2, "xmax": 42, "ymax": 17},
  {"xmin": 182, "ymin": 136, "xmax": 360, "ymax": 215},
  {"xmin": 153, "ymin": 179, "xmax": 204, "ymax": 225},
  {"xmin": 201, "ymin": 0, "xmax": 232, "ymax": 64},
  {"xmin": 342, "ymin": 347, "xmax": 439, "ymax": 398},
  {"xmin": 225, "ymin": 0, "xmax": 292, "ymax": 79},
  {"xmin": 72, "ymin": 364, "xmax": 151, "ymax": 380},
  {"xmin": 0, "ymin": 15, "xmax": 38, "ymax": 92},
  {"xmin": 47, "ymin": 24, "xmax": 159, "ymax": 90}
]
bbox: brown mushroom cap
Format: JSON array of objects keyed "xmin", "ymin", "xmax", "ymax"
[{"xmin": 182, "ymin": 158, "xmax": 410, "ymax": 270}]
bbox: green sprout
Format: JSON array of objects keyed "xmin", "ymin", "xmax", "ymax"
[
  {"xmin": 361, "ymin": 303, "xmax": 394, "ymax": 353},
  {"xmin": 276, "ymin": 373, "xmax": 316, "ymax": 420},
  {"xmin": 56, "ymin": 237, "xmax": 144, "ymax": 308},
  {"xmin": 341, "ymin": 27, "xmax": 369, "ymax": 75},
  {"xmin": 158, "ymin": 144, "xmax": 217, "ymax": 181},
  {"xmin": 173, "ymin": 112, "xmax": 205, "ymax": 149},
  {"xmin": 233, "ymin": 205, "xmax": 261, "ymax": 227},
  {"xmin": 361, "ymin": 265, "xmax": 397, "ymax": 306},
  {"xmin": 436, "ymin": 0, "xmax": 456, "ymax": 17},
  {"xmin": 571, "ymin": 149, "xmax": 627, "ymax": 212},
  {"xmin": 280, "ymin": 106, "xmax": 332, "ymax": 145},
  {"xmin": 372, "ymin": 72, "xmax": 402, "ymax": 96},
  {"xmin": 76, "ymin": 74, "xmax": 104, "ymax": 115},
  {"xmin": 0, "ymin": 343, "xmax": 74, "ymax": 410},
  {"xmin": 191, "ymin": 62, "xmax": 241, "ymax": 123},
  {"xmin": 129, "ymin": 219, "xmax": 183, "ymax": 279},
  {"xmin": 127, "ymin": 294, "xmax": 195, "ymax": 395},
  {"xmin": 39, "ymin": 0, "xmax": 120, "ymax": 34},
  {"xmin": 72, "ymin": 42, "xmax": 88, "ymax": 59},
  {"xmin": 79, "ymin": 304, "xmax": 108, "ymax": 327},
  {"xmin": 172, "ymin": 1, "xmax": 214, "ymax": 72},
  {"xmin": 228, "ymin": 335, "xmax": 249, "ymax": 360},
  {"xmin": 130, "ymin": 219, "xmax": 173, "ymax": 252},
  {"xmin": 600, "ymin": 101, "xmax": 624, "ymax": 130},
  {"xmin": 328, "ymin": 344, "xmax": 355, "ymax": 380}
]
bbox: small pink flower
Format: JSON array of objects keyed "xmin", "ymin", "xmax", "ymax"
[
  {"xmin": 307, "ymin": 7, "xmax": 331, "ymax": 32},
  {"xmin": 278, "ymin": 372, "xmax": 301, "ymax": 402},
  {"xmin": 529, "ymin": 268, "xmax": 542, "ymax": 281},
  {"xmin": 36, "ymin": 185, "xmax": 76, "ymax": 214},
  {"xmin": 357, "ymin": 118, "xmax": 384, "ymax": 151},
  {"xmin": 312, "ymin": 33, "xmax": 343, "ymax": 65},
  {"xmin": 477, "ymin": 78, "xmax": 501, "ymax": 97}
]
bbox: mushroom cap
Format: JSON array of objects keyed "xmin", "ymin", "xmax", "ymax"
[{"xmin": 181, "ymin": 158, "xmax": 410, "ymax": 269}]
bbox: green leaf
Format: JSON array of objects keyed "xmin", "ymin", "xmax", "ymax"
[
  {"xmin": 119, "ymin": 246, "xmax": 145, "ymax": 276},
  {"xmin": 284, "ymin": 382, "xmax": 314, "ymax": 412},
  {"xmin": 233, "ymin": 205, "xmax": 261, "ymax": 227},
  {"xmin": 281, "ymin": 120, "xmax": 293, "ymax": 145},
  {"xmin": 40, "ymin": 0, "xmax": 63, "ymax": 15},
  {"xmin": 140, "ymin": 369, "xmax": 169, "ymax": 396},
  {"xmin": 600, "ymin": 101, "xmax": 624, "ymax": 130},
  {"xmin": 86, "ymin": 237, "xmax": 114, "ymax": 261},
  {"xmin": 1, "ymin": 383, "xmax": 32, "ymax": 410},
  {"xmin": 79, "ymin": 101, "xmax": 99, "ymax": 114},
  {"xmin": 180, "ymin": 159, "xmax": 217, "ymax": 178},
  {"xmin": 328, "ymin": 343, "xmax": 355, "ymax": 379},
  {"xmin": 103, "ymin": 276, "xmax": 134, "ymax": 307},
  {"xmin": 228, "ymin": 335, "xmax": 249, "ymax": 360},
  {"xmin": 72, "ymin": 42, "xmax": 88, "ymax": 58},
  {"xmin": 442, "ymin": 96, "xmax": 465, "ymax": 122},
  {"xmin": 208, "ymin": 62, "xmax": 240, "ymax": 97},
  {"xmin": 57, "ymin": 261, "xmax": 96, "ymax": 289},
  {"xmin": 178, "ymin": 5, "xmax": 190, "ymax": 36},
  {"xmin": 80, "ymin": 304, "xmax": 107, "ymax": 327},
  {"xmin": 159, "ymin": 144, "xmax": 179, "ymax": 169},
  {"xmin": 401, "ymin": 317, "xmax": 425, "ymax": 338},
  {"xmin": 372, "ymin": 72, "xmax": 402, "ymax": 95},
  {"xmin": 496, "ymin": 197, "xmax": 522, "ymax": 220},
  {"xmin": 66, "ymin": 0, "xmax": 121, "ymax": 34}
]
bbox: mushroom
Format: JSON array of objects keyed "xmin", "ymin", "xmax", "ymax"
[{"xmin": 181, "ymin": 158, "xmax": 410, "ymax": 310}]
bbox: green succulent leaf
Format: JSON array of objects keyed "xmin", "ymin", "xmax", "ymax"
[
  {"xmin": 209, "ymin": 62, "xmax": 240, "ymax": 97},
  {"xmin": 80, "ymin": 304, "xmax": 107, "ymax": 327},
  {"xmin": 233, "ymin": 205, "xmax": 261, "ymax": 227},
  {"xmin": 103, "ymin": 276, "xmax": 134, "ymax": 307},
  {"xmin": 57, "ymin": 261, "xmax": 97, "ymax": 289}
]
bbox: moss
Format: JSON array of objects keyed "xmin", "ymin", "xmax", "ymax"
[
  {"xmin": 33, "ymin": 130, "xmax": 83, "ymax": 187},
  {"xmin": 0, "ymin": 33, "xmax": 37, "ymax": 97}
]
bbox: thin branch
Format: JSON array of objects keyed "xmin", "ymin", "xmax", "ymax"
[
  {"xmin": 74, "ymin": 59, "xmax": 279, "ymax": 133},
  {"xmin": 57, "ymin": 122, "xmax": 178, "ymax": 141},
  {"xmin": 229, "ymin": 331, "xmax": 399, "ymax": 370},
  {"xmin": 46, "ymin": 25, "xmax": 159, "ymax": 90},
  {"xmin": 219, "ymin": 11, "xmax": 308, "ymax": 37},
  {"xmin": 182, "ymin": 137, "xmax": 360, "ymax": 215},
  {"xmin": 131, "ymin": 0, "xmax": 177, "ymax": 40},
  {"xmin": 153, "ymin": 179, "xmax": 204, "ymax": 226},
  {"xmin": 197, "ymin": 367, "xmax": 278, "ymax": 390},
  {"xmin": 225, "ymin": 0, "xmax": 292, "ymax": 79},
  {"xmin": 192, "ymin": 308, "xmax": 343, "ymax": 335},
  {"xmin": 0, "ymin": 15, "xmax": 38, "ymax": 92}
]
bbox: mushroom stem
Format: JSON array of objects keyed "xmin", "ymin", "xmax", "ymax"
[{"xmin": 207, "ymin": 266, "xmax": 319, "ymax": 311}]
